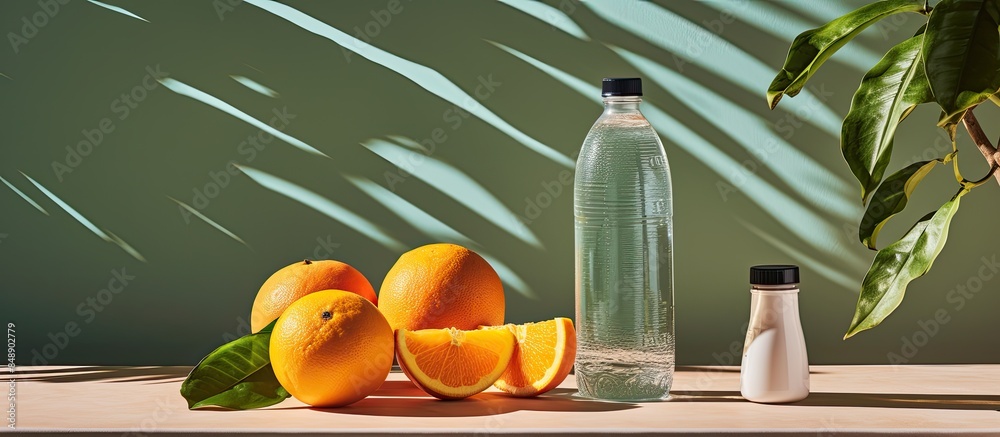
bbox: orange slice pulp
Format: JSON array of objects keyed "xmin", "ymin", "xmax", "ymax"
[
  {"xmin": 395, "ymin": 327, "xmax": 515, "ymax": 399},
  {"xmin": 488, "ymin": 317, "xmax": 576, "ymax": 397}
]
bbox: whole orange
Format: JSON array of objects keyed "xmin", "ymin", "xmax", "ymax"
[
  {"xmin": 251, "ymin": 260, "xmax": 377, "ymax": 332},
  {"xmin": 378, "ymin": 243, "xmax": 504, "ymax": 331},
  {"xmin": 269, "ymin": 290, "xmax": 394, "ymax": 407}
]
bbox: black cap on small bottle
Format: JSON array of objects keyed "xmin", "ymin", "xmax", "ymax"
[
  {"xmin": 602, "ymin": 77, "xmax": 642, "ymax": 97},
  {"xmin": 750, "ymin": 265, "xmax": 800, "ymax": 285}
]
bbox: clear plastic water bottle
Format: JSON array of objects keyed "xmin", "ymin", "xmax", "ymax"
[{"xmin": 574, "ymin": 77, "xmax": 674, "ymax": 401}]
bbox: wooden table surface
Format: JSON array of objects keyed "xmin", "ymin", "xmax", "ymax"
[{"xmin": 8, "ymin": 365, "xmax": 1000, "ymax": 436}]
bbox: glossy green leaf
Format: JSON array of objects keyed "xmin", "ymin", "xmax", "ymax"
[
  {"xmin": 180, "ymin": 319, "xmax": 289, "ymax": 410},
  {"xmin": 923, "ymin": 0, "xmax": 1000, "ymax": 124},
  {"xmin": 189, "ymin": 364, "xmax": 288, "ymax": 410},
  {"xmin": 859, "ymin": 158, "xmax": 945, "ymax": 250},
  {"xmin": 842, "ymin": 34, "xmax": 934, "ymax": 202},
  {"xmin": 767, "ymin": 0, "xmax": 927, "ymax": 109},
  {"xmin": 845, "ymin": 196, "xmax": 962, "ymax": 339}
]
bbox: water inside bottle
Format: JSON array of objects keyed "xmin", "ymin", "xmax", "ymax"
[{"xmin": 574, "ymin": 106, "xmax": 674, "ymax": 401}]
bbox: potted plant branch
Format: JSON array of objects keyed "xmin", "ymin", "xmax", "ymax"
[{"xmin": 767, "ymin": 0, "xmax": 1000, "ymax": 338}]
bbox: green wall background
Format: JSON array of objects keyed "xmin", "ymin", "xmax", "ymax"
[{"xmin": 2, "ymin": 0, "xmax": 999, "ymax": 366}]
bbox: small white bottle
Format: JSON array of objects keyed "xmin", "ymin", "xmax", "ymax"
[{"xmin": 740, "ymin": 265, "xmax": 809, "ymax": 403}]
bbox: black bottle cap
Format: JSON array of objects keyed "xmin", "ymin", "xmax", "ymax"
[
  {"xmin": 602, "ymin": 77, "xmax": 642, "ymax": 97},
  {"xmin": 750, "ymin": 265, "xmax": 800, "ymax": 285}
]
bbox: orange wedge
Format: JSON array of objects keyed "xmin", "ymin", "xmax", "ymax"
[
  {"xmin": 395, "ymin": 327, "xmax": 515, "ymax": 400},
  {"xmin": 489, "ymin": 317, "xmax": 576, "ymax": 397}
]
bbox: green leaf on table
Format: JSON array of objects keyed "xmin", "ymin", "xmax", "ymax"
[
  {"xmin": 842, "ymin": 34, "xmax": 934, "ymax": 202},
  {"xmin": 845, "ymin": 196, "xmax": 962, "ymax": 339},
  {"xmin": 767, "ymin": 0, "xmax": 927, "ymax": 109},
  {"xmin": 859, "ymin": 158, "xmax": 945, "ymax": 250},
  {"xmin": 923, "ymin": 0, "xmax": 1000, "ymax": 125},
  {"xmin": 180, "ymin": 319, "xmax": 289, "ymax": 410},
  {"xmin": 188, "ymin": 363, "xmax": 288, "ymax": 410}
]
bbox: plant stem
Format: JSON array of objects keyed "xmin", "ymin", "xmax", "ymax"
[
  {"xmin": 960, "ymin": 111, "xmax": 1000, "ymax": 187},
  {"xmin": 965, "ymin": 165, "xmax": 1000, "ymax": 191}
]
